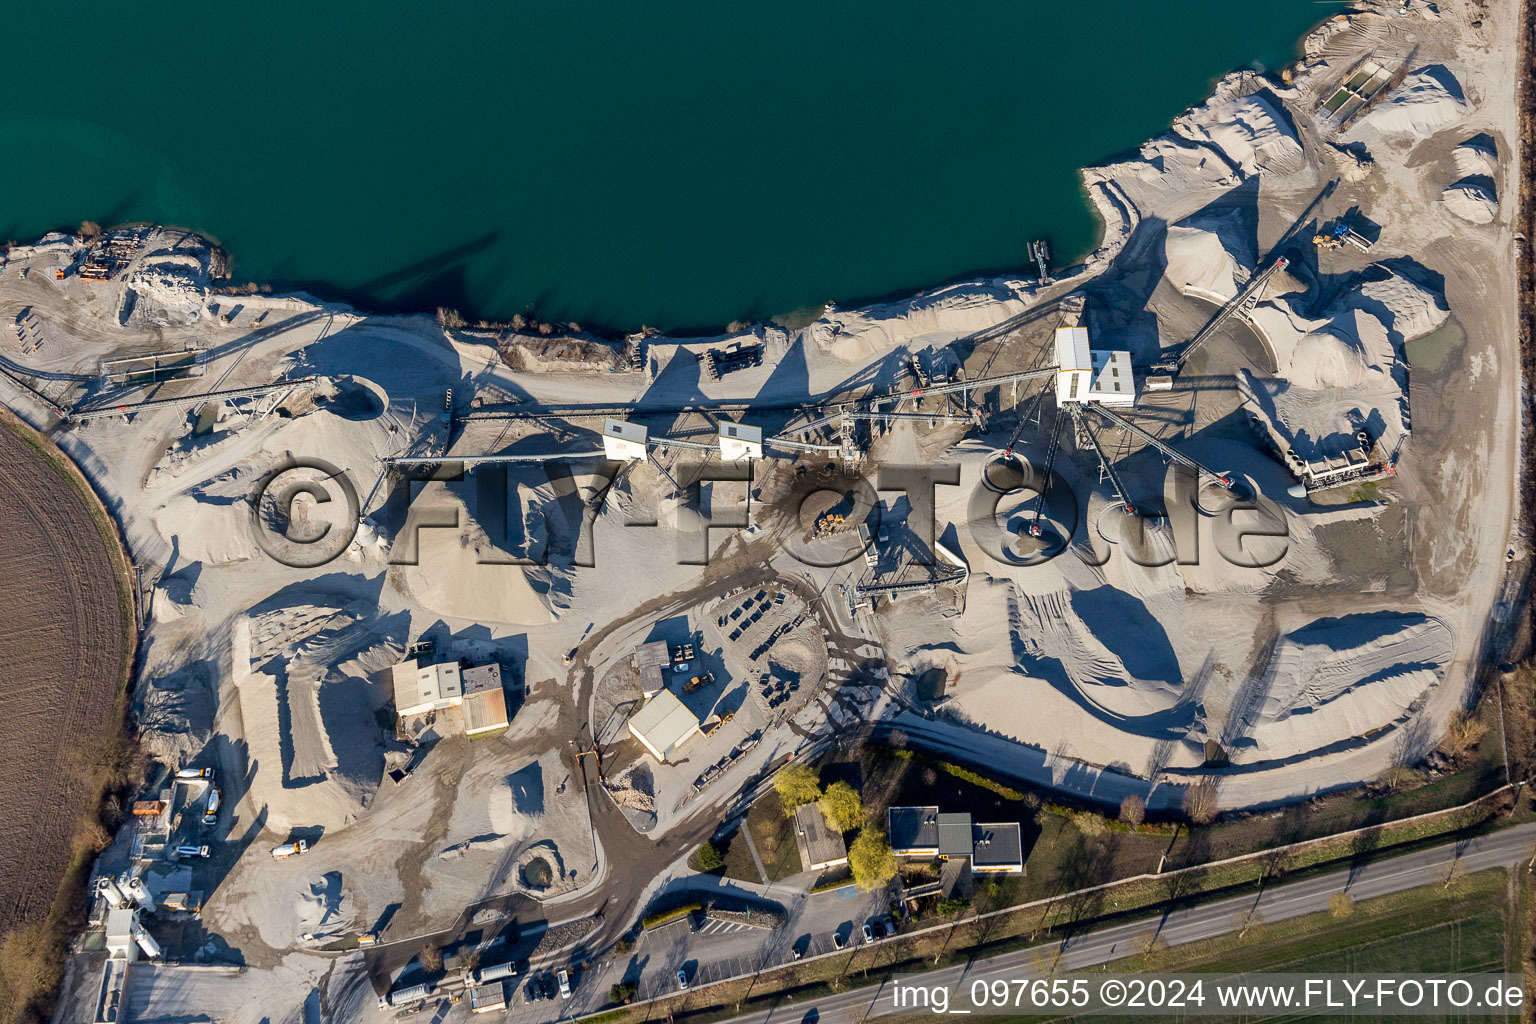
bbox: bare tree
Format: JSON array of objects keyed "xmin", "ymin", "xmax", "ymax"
[
  {"xmin": 1071, "ymin": 810, "xmax": 1106, "ymax": 837},
  {"xmin": 1439, "ymin": 708, "xmax": 1487, "ymax": 763},
  {"xmin": 1119, "ymin": 794, "xmax": 1146, "ymax": 828},
  {"xmin": 63, "ymin": 730, "xmax": 140, "ymax": 791},
  {"xmin": 1182, "ymin": 778, "xmax": 1219, "ymax": 825},
  {"xmin": 419, "ymin": 943, "xmax": 443, "ymax": 973}
]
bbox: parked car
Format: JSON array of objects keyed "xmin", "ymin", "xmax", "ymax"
[
  {"xmin": 676, "ymin": 968, "xmax": 690, "ymax": 991},
  {"xmin": 543, "ymin": 973, "xmax": 559, "ymax": 999},
  {"xmin": 861, "ymin": 924, "xmax": 874, "ymax": 944},
  {"xmin": 832, "ymin": 933, "xmax": 845, "ymax": 950},
  {"xmin": 557, "ymin": 968, "xmax": 572, "ymax": 999}
]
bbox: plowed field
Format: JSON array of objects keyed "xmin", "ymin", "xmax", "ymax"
[{"xmin": 0, "ymin": 414, "xmax": 132, "ymax": 931}]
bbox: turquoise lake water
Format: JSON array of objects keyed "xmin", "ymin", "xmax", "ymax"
[{"xmin": 3, "ymin": 2, "xmax": 1323, "ymax": 332}]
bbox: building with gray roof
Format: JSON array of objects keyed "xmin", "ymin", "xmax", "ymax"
[{"xmin": 886, "ymin": 805, "xmax": 1025, "ymax": 874}]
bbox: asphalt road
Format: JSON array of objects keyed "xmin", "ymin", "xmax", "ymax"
[{"xmin": 688, "ymin": 822, "xmax": 1536, "ymax": 1024}]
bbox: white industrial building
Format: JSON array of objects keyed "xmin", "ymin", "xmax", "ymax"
[
  {"xmin": 391, "ymin": 657, "xmax": 509, "ymax": 737},
  {"xmin": 603, "ymin": 418, "xmax": 649, "ymax": 461},
  {"xmin": 626, "ymin": 688, "xmax": 701, "ymax": 762},
  {"xmin": 391, "ymin": 660, "xmax": 464, "ymax": 717},
  {"xmin": 1054, "ymin": 327, "xmax": 1137, "ymax": 407},
  {"xmin": 717, "ymin": 421, "xmax": 763, "ymax": 461}
]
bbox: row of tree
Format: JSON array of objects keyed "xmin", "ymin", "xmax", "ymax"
[{"xmin": 774, "ymin": 763, "xmax": 897, "ymax": 891}]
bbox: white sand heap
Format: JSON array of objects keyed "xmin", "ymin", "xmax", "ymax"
[
  {"xmin": 1082, "ymin": 74, "xmax": 1307, "ymax": 278},
  {"xmin": 1288, "ymin": 314, "xmax": 1376, "ymax": 391},
  {"xmin": 233, "ymin": 598, "xmax": 401, "ymax": 834},
  {"xmin": 439, "ymin": 753, "xmax": 549, "ymax": 858},
  {"xmin": 1452, "ymin": 138, "xmax": 1499, "ymax": 180},
  {"xmin": 488, "ymin": 761, "xmax": 546, "ymax": 837},
  {"xmin": 396, "ymin": 478, "xmax": 561, "ymax": 625},
  {"xmin": 1329, "ymin": 141, "xmax": 1374, "ymax": 184},
  {"xmin": 135, "ymin": 659, "xmax": 217, "ymax": 766},
  {"xmin": 1163, "ymin": 207, "xmax": 1257, "ymax": 305},
  {"xmin": 1013, "ymin": 586, "xmax": 1185, "ymax": 719},
  {"xmin": 1443, "ymin": 137, "xmax": 1499, "ymax": 224},
  {"xmin": 151, "ymin": 487, "xmax": 258, "ymax": 565},
  {"xmin": 150, "ymin": 567, "xmax": 201, "ymax": 624},
  {"xmin": 1241, "ymin": 265, "xmax": 1447, "ymax": 463},
  {"xmin": 1357, "ymin": 65, "xmax": 1467, "ymax": 136},
  {"xmin": 1229, "ymin": 613, "xmax": 1452, "ymax": 763},
  {"xmin": 1246, "ymin": 293, "xmax": 1328, "ymax": 362},
  {"xmin": 808, "ymin": 279, "xmax": 1034, "ymax": 364},
  {"xmin": 1442, "ymin": 181, "xmax": 1498, "ymax": 225},
  {"xmin": 1171, "ymin": 87, "xmax": 1304, "ymax": 178},
  {"xmin": 292, "ymin": 870, "xmax": 353, "ymax": 942}
]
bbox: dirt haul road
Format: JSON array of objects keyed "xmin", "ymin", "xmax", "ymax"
[{"xmin": 0, "ymin": 412, "xmax": 133, "ymax": 932}]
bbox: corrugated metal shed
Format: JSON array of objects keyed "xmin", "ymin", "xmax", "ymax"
[
  {"xmin": 626, "ymin": 689, "xmax": 700, "ymax": 762},
  {"xmin": 463, "ymin": 687, "xmax": 509, "ymax": 737}
]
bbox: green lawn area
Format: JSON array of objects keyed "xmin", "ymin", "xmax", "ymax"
[{"xmin": 717, "ymin": 790, "xmax": 801, "ymax": 883}]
